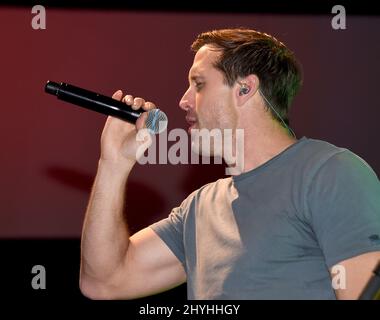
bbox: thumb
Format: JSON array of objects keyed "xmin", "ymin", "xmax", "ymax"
[
  {"xmin": 135, "ymin": 127, "xmax": 153, "ymax": 160},
  {"xmin": 135, "ymin": 111, "xmax": 148, "ymax": 131}
]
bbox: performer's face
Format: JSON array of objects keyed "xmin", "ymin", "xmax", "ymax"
[{"xmin": 179, "ymin": 45, "xmax": 238, "ymax": 156}]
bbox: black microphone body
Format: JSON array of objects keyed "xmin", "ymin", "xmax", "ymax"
[{"xmin": 45, "ymin": 81, "xmax": 167, "ymax": 134}]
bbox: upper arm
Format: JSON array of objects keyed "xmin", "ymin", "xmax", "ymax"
[
  {"xmin": 104, "ymin": 195, "xmax": 192, "ymax": 300},
  {"xmin": 331, "ymin": 251, "xmax": 380, "ymax": 300},
  {"xmin": 307, "ymin": 151, "xmax": 380, "ymax": 264},
  {"xmin": 97, "ymin": 227, "xmax": 186, "ymax": 299},
  {"xmin": 307, "ymin": 151, "xmax": 380, "ymax": 299}
]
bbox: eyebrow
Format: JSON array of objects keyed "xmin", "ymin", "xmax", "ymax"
[
  {"xmin": 190, "ymin": 75, "xmax": 205, "ymax": 80},
  {"xmin": 189, "ymin": 72, "xmax": 205, "ymax": 82}
]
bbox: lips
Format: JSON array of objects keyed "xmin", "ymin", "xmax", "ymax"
[{"xmin": 186, "ymin": 116, "xmax": 198, "ymax": 133}]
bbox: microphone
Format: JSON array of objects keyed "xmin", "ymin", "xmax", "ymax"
[{"xmin": 44, "ymin": 81, "xmax": 168, "ymax": 134}]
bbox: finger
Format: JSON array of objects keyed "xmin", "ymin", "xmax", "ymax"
[
  {"xmin": 112, "ymin": 90, "xmax": 123, "ymax": 100},
  {"xmin": 132, "ymin": 97, "xmax": 145, "ymax": 110},
  {"xmin": 143, "ymin": 101, "xmax": 156, "ymax": 111},
  {"xmin": 123, "ymin": 94, "xmax": 134, "ymax": 105}
]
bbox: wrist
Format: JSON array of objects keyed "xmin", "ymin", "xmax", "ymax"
[{"xmin": 97, "ymin": 158, "xmax": 135, "ymax": 177}]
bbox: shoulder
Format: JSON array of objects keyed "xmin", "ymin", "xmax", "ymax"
[
  {"xmin": 184, "ymin": 177, "xmax": 232, "ymax": 203},
  {"xmin": 321, "ymin": 149, "xmax": 377, "ymax": 178},
  {"xmin": 298, "ymin": 138, "xmax": 378, "ymax": 182},
  {"xmin": 304, "ymin": 139, "xmax": 379, "ymax": 211},
  {"xmin": 299, "ymin": 138, "xmax": 347, "ymax": 166},
  {"xmin": 307, "ymin": 139, "xmax": 378, "ymax": 181}
]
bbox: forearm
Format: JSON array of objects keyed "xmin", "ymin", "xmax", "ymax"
[{"xmin": 80, "ymin": 159, "xmax": 134, "ymax": 282}]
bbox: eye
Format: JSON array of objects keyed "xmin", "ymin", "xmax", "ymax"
[{"xmin": 195, "ymin": 82, "xmax": 204, "ymax": 91}]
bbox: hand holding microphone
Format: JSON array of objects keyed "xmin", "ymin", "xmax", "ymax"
[
  {"xmin": 45, "ymin": 81, "xmax": 167, "ymax": 165},
  {"xmin": 45, "ymin": 81, "xmax": 168, "ymax": 134}
]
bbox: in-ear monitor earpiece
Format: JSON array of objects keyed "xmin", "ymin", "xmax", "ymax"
[{"xmin": 239, "ymin": 84, "xmax": 250, "ymax": 96}]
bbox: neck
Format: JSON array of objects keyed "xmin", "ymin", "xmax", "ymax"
[{"xmin": 226, "ymin": 121, "xmax": 297, "ymax": 175}]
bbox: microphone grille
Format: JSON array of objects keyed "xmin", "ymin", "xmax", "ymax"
[{"xmin": 145, "ymin": 109, "xmax": 168, "ymax": 134}]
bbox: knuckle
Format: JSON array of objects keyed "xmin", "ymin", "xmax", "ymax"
[
  {"xmin": 124, "ymin": 95, "xmax": 133, "ymax": 103},
  {"xmin": 146, "ymin": 102, "xmax": 156, "ymax": 109},
  {"xmin": 134, "ymin": 97, "xmax": 144, "ymax": 104}
]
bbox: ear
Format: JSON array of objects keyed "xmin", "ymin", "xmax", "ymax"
[{"xmin": 235, "ymin": 74, "xmax": 260, "ymax": 107}]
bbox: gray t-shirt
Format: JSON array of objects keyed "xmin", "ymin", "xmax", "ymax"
[{"xmin": 150, "ymin": 137, "xmax": 380, "ymax": 299}]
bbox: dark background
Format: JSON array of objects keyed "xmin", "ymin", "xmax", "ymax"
[{"xmin": 0, "ymin": 1, "xmax": 379, "ymax": 306}]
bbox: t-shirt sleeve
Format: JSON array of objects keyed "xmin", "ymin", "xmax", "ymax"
[
  {"xmin": 149, "ymin": 191, "xmax": 196, "ymax": 268},
  {"xmin": 307, "ymin": 150, "xmax": 380, "ymax": 268}
]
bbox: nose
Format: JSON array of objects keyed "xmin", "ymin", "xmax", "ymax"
[{"xmin": 179, "ymin": 87, "xmax": 193, "ymax": 111}]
